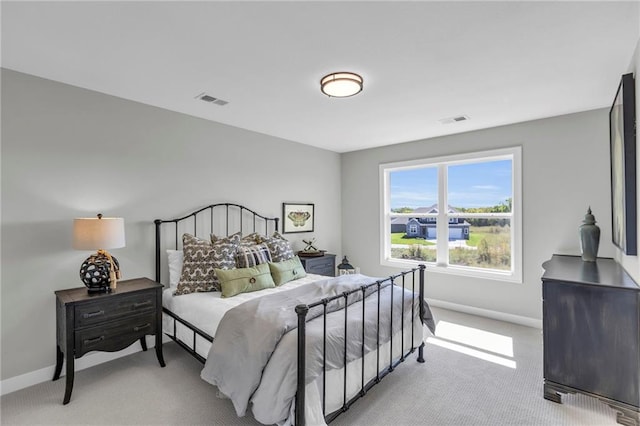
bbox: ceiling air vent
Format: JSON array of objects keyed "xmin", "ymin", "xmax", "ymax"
[
  {"xmin": 195, "ymin": 92, "xmax": 229, "ymax": 106},
  {"xmin": 439, "ymin": 115, "xmax": 469, "ymax": 124}
]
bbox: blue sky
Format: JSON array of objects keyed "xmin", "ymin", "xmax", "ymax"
[{"xmin": 390, "ymin": 159, "xmax": 512, "ymax": 209}]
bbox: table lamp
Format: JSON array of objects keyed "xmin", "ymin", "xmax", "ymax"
[{"xmin": 73, "ymin": 214, "xmax": 125, "ymax": 292}]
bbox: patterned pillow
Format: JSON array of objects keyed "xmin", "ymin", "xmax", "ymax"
[
  {"xmin": 211, "ymin": 232, "xmax": 262, "ymax": 248},
  {"xmin": 240, "ymin": 232, "xmax": 263, "ymax": 246},
  {"xmin": 258, "ymin": 231, "xmax": 294, "ymax": 262},
  {"xmin": 174, "ymin": 233, "xmax": 240, "ymax": 295},
  {"xmin": 211, "ymin": 231, "xmax": 241, "ymax": 244},
  {"xmin": 235, "ymin": 243, "xmax": 272, "ymax": 268}
]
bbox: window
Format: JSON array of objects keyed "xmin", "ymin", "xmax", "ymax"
[{"xmin": 380, "ymin": 147, "xmax": 522, "ymax": 282}]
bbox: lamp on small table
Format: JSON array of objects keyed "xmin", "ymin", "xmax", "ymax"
[{"xmin": 73, "ymin": 214, "xmax": 125, "ymax": 293}]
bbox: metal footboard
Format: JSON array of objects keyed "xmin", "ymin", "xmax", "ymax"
[{"xmin": 295, "ymin": 265, "xmax": 426, "ymax": 426}]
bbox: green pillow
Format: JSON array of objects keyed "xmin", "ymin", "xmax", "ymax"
[
  {"xmin": 269, "ymin": 256, "xmax": 307, "ymax": 286},
  {"xmin": 215, "ymin": 263, "xmax": 275, "ymax": 298}
]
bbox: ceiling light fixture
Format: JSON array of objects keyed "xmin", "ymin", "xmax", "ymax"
[{"xmin": 320, "ymin": 72, "xmax": 363, "ymax": 98}]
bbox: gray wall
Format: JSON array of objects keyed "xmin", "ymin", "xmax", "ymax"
[
  {"xmin": 0, "ymin": 69, "xmax": 342, "ymax": 380},
  {"xmin": 341, "ymin": 109, "xmax": 613, "ymax": 321}
]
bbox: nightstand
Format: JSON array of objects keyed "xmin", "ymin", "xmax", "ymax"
[
  {"xmin": 299, "ymin": 253, "xmax": 336, "ymax": 277},
  {"xmin": 53, "ymin": 277, "xmax": 165, "ymax": 404}
]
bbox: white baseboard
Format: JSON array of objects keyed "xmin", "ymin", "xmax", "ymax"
[
  {"xmin": 427, "ymin": 298, "xmax": 542, "ymax": 329},
  {"xmin": 0, "ymin": 335, "xmax": 166, "ymax": 396}
]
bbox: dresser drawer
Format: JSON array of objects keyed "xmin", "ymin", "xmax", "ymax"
[
  {"xmin": 75, "ymin": 292, "xmax": 156, "ymax": 328},
  {"xmin": 75, "ymin": 313, "xmax": 156, "ymax": 357}
]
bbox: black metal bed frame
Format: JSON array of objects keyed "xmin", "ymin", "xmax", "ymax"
[
  {"xmin": 155, "ymin": 203, "xmax": 278, "ymax": 363},
  {"xmin": 155, "ymin": 203, "xmax": 426, "ymax": 426}
]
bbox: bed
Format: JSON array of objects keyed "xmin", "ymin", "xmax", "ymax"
[{"xmin": 154, "ymin": 203, "xmax": 434, "ymax": 426}]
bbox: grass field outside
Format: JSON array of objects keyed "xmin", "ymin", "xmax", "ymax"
[
  {"xmin": 466, "ymin": 226, "xmax": 510, "ymax": 247},
  {"xmin": 391, "ymin": 233, "xmax": 435, "ymax": 246},
  {"xmin": 390, "ymin": 225, "xmax": 511, "ymax": 270}
]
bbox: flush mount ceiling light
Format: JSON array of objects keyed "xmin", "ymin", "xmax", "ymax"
[{"xmin": 320, "ymin": 72, "xmax": 363, "ymax": 98}]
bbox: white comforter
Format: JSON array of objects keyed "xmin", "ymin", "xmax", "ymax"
[
  {"xmin": 162, "ymin": 274, "xmax": 329, "ymax": 356},
  {"xmin": 199, "ymin": 274, "xmax": 433, "ymax": 425}
]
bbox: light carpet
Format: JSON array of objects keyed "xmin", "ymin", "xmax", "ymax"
[{"xmin": 0, "ymin": 307, "xmax": 619, "ymax": 425}]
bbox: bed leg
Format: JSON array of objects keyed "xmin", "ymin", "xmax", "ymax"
[
  {"xmin": 417, "ymin": 342, "xmax": 425, "ymax": 363},
  {"xmin": 295, "ymin": 304, "xmax": 308, "ymax": 426},
  {"xmin": 418, "ymin": 264, "xmax": 426, "ymax": 364}
]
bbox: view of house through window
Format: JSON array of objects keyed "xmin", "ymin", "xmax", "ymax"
[{"xmin": 382, "ymin": 147, "xmax": 521, "ymax": 280}]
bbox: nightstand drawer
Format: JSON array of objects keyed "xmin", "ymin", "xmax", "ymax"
[
  {"xmin": 300, "ymin": 254, "xmax": 336, "ymax": 277},
  {"xmin": 75, "ymin": 292, "xmax": 156, "ymax": 328},
  {"xmin": 307, "ymin": 263, "xmax": 334, "ymax": 276},
  {"xmin": 75, "ymin": 313, "xmax": 156, "ymax": 357}
]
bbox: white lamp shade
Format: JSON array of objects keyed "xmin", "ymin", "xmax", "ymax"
[{"xmin": 73, "ymin": 217, "xmax": 125, "ymax": 250}]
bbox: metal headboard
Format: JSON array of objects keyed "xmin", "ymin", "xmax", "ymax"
[{"xmin": 154, "ymin": 203, "xmax": 279, "ymax": 284}]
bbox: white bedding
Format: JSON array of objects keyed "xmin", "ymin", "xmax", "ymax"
[{"xmin": 162, "ymin": 273, "xmax": 330, "ymax": 358}]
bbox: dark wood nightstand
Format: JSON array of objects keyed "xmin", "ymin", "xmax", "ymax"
[
  {"xmin": 53, "ymin": 277, "xmax": 165, "ymax": 404},
  {"xmin": 299, "ymin": 253, "xmax": 336, "ymax": 277}
]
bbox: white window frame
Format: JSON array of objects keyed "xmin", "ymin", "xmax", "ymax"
[{"xmin": 379, "ymin": 146, "xmax": 522, "ymax": 283}]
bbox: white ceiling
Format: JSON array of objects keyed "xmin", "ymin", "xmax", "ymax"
[{"xmin": 2, "ymin": 1, "xmax": 639, "ymax": 153}]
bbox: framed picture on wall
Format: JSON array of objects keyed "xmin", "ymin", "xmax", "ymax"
[
  {"xmin": 609, "ymin": 72, "xmax": 637, "ymax": 255},
  {"xmin": 282, "ymin": 203, "xmax": 314, "ymax": 233}
]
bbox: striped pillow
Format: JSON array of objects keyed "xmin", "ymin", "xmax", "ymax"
[{"xmin": 235, "ymin": 243, "xmax": 272, "ymax": 268}]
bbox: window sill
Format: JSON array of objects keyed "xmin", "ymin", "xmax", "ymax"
[{"xmin": 381, "ymin": 258, "xmax": 522, "ymax": 284}]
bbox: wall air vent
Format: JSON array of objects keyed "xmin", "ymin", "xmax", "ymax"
[
  {"xmin": 195, "ymin": 92, "xmax": 229, "ymax": 106},
  {"xmin": 439, "ymin": 115, "xmax": 470, "ymax": 124}
]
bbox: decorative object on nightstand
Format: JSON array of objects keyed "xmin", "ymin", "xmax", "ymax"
[
  {"xmin": 299, "ymin": 253, "xmax": 336, "ymax": 277},
  {"xmin": 53, "ymin": 278, "xmax": 165, "ymax": 404},
  {"xmin": 579, "ymin": 207, "xmax": 600, "ymax": 262},
  {"xmin": 337, "ymin": 256, "xmax": 356, "ymax": 275},
  {"xmin": 73, "ymin": 214, "xmax": 125, "ymax": 292},
  {"xmin": 297, "ymin": 238, "xmax": 326, "ymax": 257}
]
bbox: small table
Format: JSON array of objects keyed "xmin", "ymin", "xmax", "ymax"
[
  {"xmin": 53, "ymin": 277, "xmax": 165, "ymax": 404},
  {"xmin": 299, "ymin": 253, "xmax": 336, "ymax": 276}
]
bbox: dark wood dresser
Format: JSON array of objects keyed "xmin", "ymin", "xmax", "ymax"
[
  {"xmin": 299, "ymin": 253, "xmax": 336, "ymax": 277},
  {"xmin": 542, "ymin": 254, "xmax": 640, "ymax": 426},
  {"xmin": 53, "ymin": 278, "xmax": 165, "ymax": 404}
]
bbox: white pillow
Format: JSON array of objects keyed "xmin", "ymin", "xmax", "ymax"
[{"xmin": 167, "ymin": 249, "xmax": 184, "ymax": 289}]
